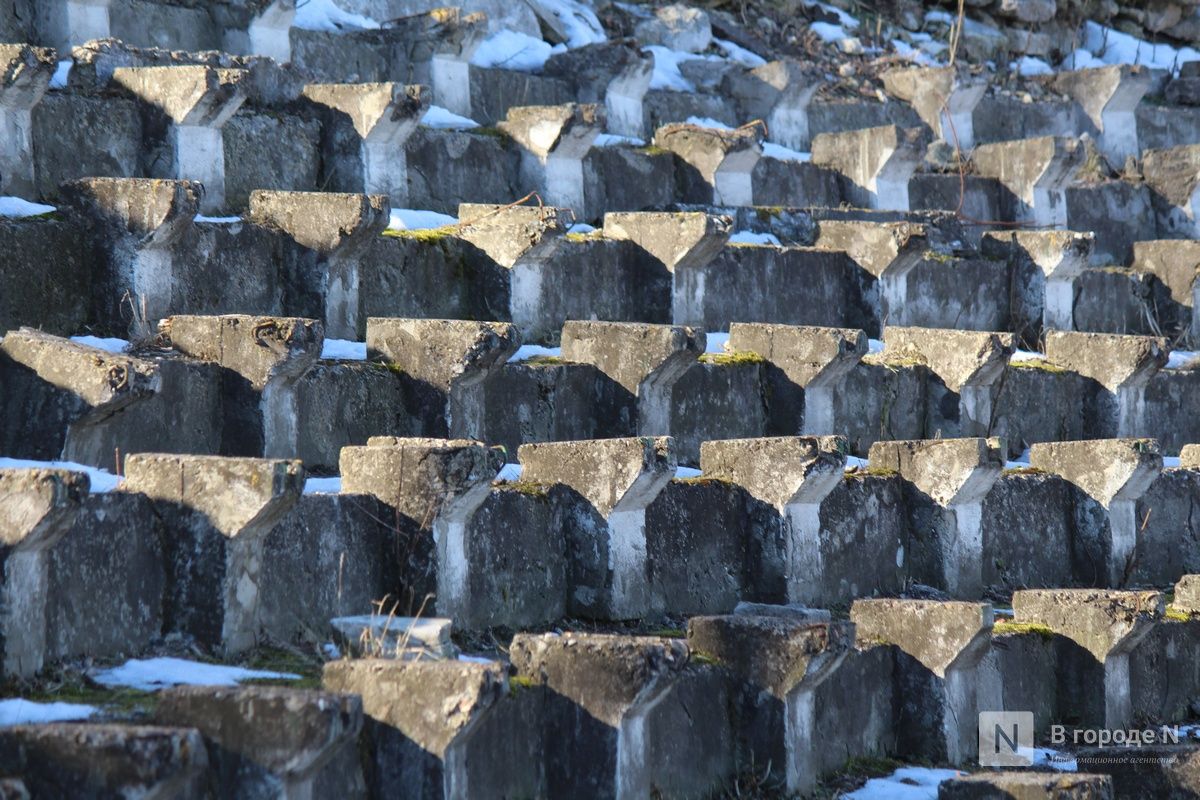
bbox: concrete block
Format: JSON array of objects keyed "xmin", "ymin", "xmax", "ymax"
[
  {"xmin": 1055, "ymin": 65, "xmax": 1152, "ymax": 165},
  {"xmin": 938, "ymin": 772, "xmax": 1113, "ymax": 799},
  {"xmin": 700, "ymin": 436, "xmax": 846, "ymax": 603},
  {"xmin": 883, "ymin": 65, "xmax": 987, "ymax": 150},
  {"xmin": 1030, "ymin": 439, "xmax": 1163, "ymax": 587},
  {"xmin": 654, "ymin": 121, "xmax": 763, "ymax": 206},
  {"xmin": 972, "ymin": 136, "xmax": 1084, "ymax": 228},
  {"xmin": 812, "ymin": 125, "xmax": 929, "ymax": 210},
  {"xmin": 851, "ymin": 599, "xmax": 994, "ymax": 764},
  {"xmin": 498, "ymin": 103, "xmax": 604, "ymax": 215},
  {"xmin": 1013, "ymin": 588, "xmax": 1164, "ymax": 728},
  {"xmin": 560, "ymin": 320, "xmax": 702, "ymax": 435},
  {"xmin": 0, "ymin": 44, "xmax": 55, "ymax": 196},
  {"xmin": 1044, "ymin": 331, "xmax": 1168, "ymax": 436},
  {"xmin": 983, "ymin": 230, "xmax": 1094, "ymax": 331},
  {"xmin": 456, "ymin": 201, "xmax": 566, "ymax": 268},
  {"xmin": 520, "ymin": 437, "xmax": 675, "ymax": 618},
  {"xmin": 602, "ymin": 210, "xmax": 731, "ymax": 273}
]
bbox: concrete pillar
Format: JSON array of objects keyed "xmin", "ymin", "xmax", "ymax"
[
  {"xmin": 688, "ymin": 614, "xmax": 855, "ymax": 795},
  {"xmin": 498, "ymin": 103, "xmax": 604, "ymax": 215},
  {"xmin": 560, "ymin": 320, "xmax": 703, "ymax": 436},
  {"xmin": 340, "ymin": 437, "xmax": 503, "ymax": 621},
  {"xmin": 1044, "ymin": 330, "xmax": 1168, "ymax": 437},
  {"xmin": 1030, "ymin": 439, "xmax": 1163, "ymax": 587},
  {"xmin": 520, "ymin": 437, "xmax": 676, "ymax": 619},
  {"xmin": 247, "ymin": 190, "xmax": 389, "ymax": 340},
  {"xmin": 0, "ymin": 468, "xmax": 87, "ymax": 677},
  {"xmin": 122, "ymin": 453, "xmax": 304, "ymax": 652},
  {"xmin": 605, "ymin": 56, "xmax": 653, "ymax": 140},
  {"xmin": 603, "ymin": 210, "xmax": 731, "ymax": 276},
  {"xmin": 61, "ymin": 177, "xmax": 201, "ymax": 325},
  {"xmin": 700, "ymin": 436, "xmax": 847, "ymax": 603},
  {"xmin": 37, "ymin": 0, "xmax": 112, "ymax": 52},
  {"xmin": 852, "ymin": 599, "xmax": 995, "ymax": 765},
  {"xmin": 812, "ymin": 220, "xmax": 930, "ymax": 325},
  {"xmin": 727, "ymin": 323, "xmax": 867, "ymax": 435},
  {"xmin": 986, "ymin": 230, "xmax": 1094, "ymax": 331},
  {"xmin": 882, "ymin": 65, "xmax": 987, "ymax": 150},
  {"xmin": 111, "ymin": 66, "xmax": 247, "ymax": 214},
  {"xmin": 653, "ymin": 122, "xmax": 763, "ymax": 206},
  {"xmin": 869, "ymin": 438, "xmax": 1004, "ymax": 598},
  {"xmin": 1013, "ymin": 588, "xmax": 1164, "ymax": 729},
  {"xmin": 457, "ymin": 202, "xmax": 566, "ymax": 268},
  {"xmin": 0, "ymin": 45, "xmax": 55, "ymax": 197},
  {"xmin": 366, "ymin": 318, "xmax": 519, "ymax": 439},
  {"xmin": 882, "ymin": 327, "xmax": 1015, "ymax": 436},
  {"xmin": 302, "ymin": 83, "xmax": 428, "ymax": 206},
  {"xmin": 972, "ymin": 136, "xmax": 1084, "ymax": 229},
  {"xmin": 247, "ymin": 0, "xmax": 296, "ymax": 63}
]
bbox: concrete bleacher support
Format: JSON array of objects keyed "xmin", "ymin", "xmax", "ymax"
[
  {"xmin": 972, "ymin": 136, "xmax": 1083, "ymax": 229},
  {"xmin": 1044, "ymin": 331, "xmax": 1167, "ymax": 437},
  {"xmin": 654, "ymin": 121, "xmax": 763, "ymax": 206},
  {"xmin": 1055, "ymin": 65, "xmax": 1152, "ymax": 167},
  {"xmin": 246, "ymin": 0, "xmax": 296, "ymax": 63},
  {"xmin": 499, "ymin": 104, "xmax": 605, "ymax": 216},
  {"xmin": 812, "ymin": 125, "xmax": 928, "ymax": 211},
  {"xmin": 883, "ymin": 66, "xmax": 987, "ymax": 151},
  {"xmin": 0, "ymin": 44, "xmax": 55, "ymax": 197},
  {"xmin": 983, "ymin": 230, "xmax": 1094, "ymax": 332},
  {"xmin": 36, "ymin": 0, "xmax": 112, "ymax": 53}
]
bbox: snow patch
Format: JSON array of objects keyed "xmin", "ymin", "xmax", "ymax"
[
  {"xmin": 0, "ymin": 699, "xmax": 97, "ymax": 727},
  {"xmin": 1167, "ymin": 350, "xmax": 1199, "ymax": 370},
  {"xmin": 809, "ymin": 21, "xmax": 849, "ymax": 44},
  {"xmin": 529, "ymin": 0, "xmax": 606, "ymax": 47},
  {"xmin": 1165, "ymin": 456, "xmax": 1182, "ymax": 468},
  {"xmin": 685, "ymin": 115, "xmax": 733, "ymax": 130},
  {"xmin": 471, "ymin": 30, "xmax": 565, "ymax": 72},
  {"xmin": 892, "ymin": 38, "xmax": 938, "ymax": 66},
  {"xmin": 762, "ymin": 142, "xmax": 811, "ymax": 162},
  {"xmin": 675, "ymin": 466, "xmax": 702, "ymax": 479},
  {"xmin": 321, "ymin": 339, "xmax": 367, "ymax": 360},
  {"xmin": 1010, "ymin": 349, "xmax": 1045, "ymax": 363},
  {"xmin": 293, "ymin": 0, "xmax": 380, "ymax": 31},
  {"xmin": 868, "ymin": 338, "xmax": 884, "ymax": 354},
  {"xmin": 806, "ymin": 0, "xmax": 858, "ymax": 30},
  {"xmin": 496, "ymin": 463, "xmax": 523, "ymax": 482},
  {"xmin": 705, "ymin": 332, "xmax": 729, "ymax": 354},
  {"xmin": 0, "ymin": 458, "xmax": 122, "ymax": 493},
  {"xmin": 195, "ymin": 215, "xmax": 242, "ymax": 224},
  {"xmin": 567, "ymin": 222, "xmax": 596, "ymax": 234},
  {"xmin": 304, "ymin": 476, "xmax": 342, "ymax": 494},
  {"xmin": 1014, "ymin": 55, "xmax": 1053, "ymax": 76},
  {"xmin": 1027, "ymin": 746, "xmax": 1078, "ymax": 772},
  {"xmin": 729, "ymin": 230, "xmax": 781, "ymax": 246},
  {"xmin": 93, "ymin": 657, "xmax": 300, "ymax": 691},
  {"xmin": 846, "ymin": 767, "xmax": 964, "ymax": 799},
  {"xmin": 508, "ymin": 344, "xmax": 562, "ymax": 363},
  {"xmin": 50, "ymin": 59, "xmax": 72, "ymax": 89},
  {"xmin": 458, "ymin": 653, "xmax": 495, "ymax": 663},
  {"xmin": 388, "ymin": 208, "xmax": 459, "ymax": 231},
  {"xmin": 0, "ymin": 197, "xmax": 55, "ymax": 218},
  {"xmin": 594, "ymin": 133, "xmax": 645, "ymax": 147},
  {"xmin": 421, "ymin": 105, "xmax": 480, "ymax": 130},
  {"xmin": 70, "ymin": 335, "xmax": 129, "ymax": 354},
  {"xmin": 714, "ymin": 37, "xmax": 765, "ymax": 67},
  {"xmin": 1077, "ymin": 20, "xmax": 1200, "ymax": 74},
  {"xmin": 647, "ymin": 46, "xmax": 720, "ymax": 92},
  {"xmin": 845, "ymin": 455, "xmax": 869, "ymax": 471}
]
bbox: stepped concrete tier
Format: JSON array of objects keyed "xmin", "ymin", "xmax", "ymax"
[{"xmin": 10, "ymin": 0, "xmax": 1200, "ymax": 793}]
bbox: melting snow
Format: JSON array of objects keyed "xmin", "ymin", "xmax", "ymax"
[
  {"xmin": 892, "ymin": 38, "xmax": 938, "ymax": 66},
  {"xmin": 1014, "ymin": 55, "xmax": 1053, "ymax": 76},
  {"xmin": 1027, "ymin": 746, "xmax": 1078, "ymax": 771},
  {"xmin": 868, "ymin": 338, "xmax": 884, "ymax": 354},
  {"xmin": 594, "ymin": 133, "xmax": 645, "ymax": 147},
  {"xmin": 471, "ymin": 30, "xmax": 565, "ymax": 72},
  {"xmin": 1010, "ymin": 349, "xmax": 1045, "ymax": 363},
  {"xmin": 567, "ymin": 222, "xmax": 596, "ymax": 234},
  {"xmin": 675, "ymin": 466, "xmax": 702, "ymax": 478},
  {"xmin": 685, "ymin": 115, "xmax": 733, "ymax": 130},
  {"xmin": 1077, "ymin": 20, "xmax": 1200, "ymax": 74},
  {"xmin": 70, "ymin": 335, "xmax": 129, "ymax": 353},
  {"xmin": 421, "ymin": 105, "xmax": 481, "ymax": 130},
  {"xmin": 806, "ymin": 0, "xmax": 858, "ymax": 29},
  {"xmin": 846, "ymin": 767, "xmax": 964, "ymax": 799},
  {"xmin": 388, "ymin": 208, "xmax": 458, "ymax": 231},
  {"xmin": 195, "ymin": 215, "xmax": 242, "ymax": 224},
  {"xmin": 809, "ymin": 21, "xmax": 849, "ymax": 43},
  {"xmin": 729, "ymin": 230, "xmax": 782, "ymax": 246},
  {"xmin": 293, "ymin": 0, "xmax": 380, "ymax": 31},
  {"xmin": 714, "ymin": 37, "xmax": 765, "ymax": 67},
  {"xmin": 458, "ymin": 654, "xmax": 496, "ymax": 664},
  {"xmin": 304, "ymin": 476, "xmax": 342, "ymax": 494},
  {"xmin": 845, "ymin": 455, "xmax": 869, "ymax": 471},
  {"xmin": 705, "ymin": 332, "xmax": 730, "ymax": 353},
  {"xmin": 0, "ymin": 197, "xmax": 55, "ymax": 218},
  {"xmin": 526, "ymin": 0, "xmax": 606, "ymax": 48},
  {"xmin": 762, "ymin": 142, "xmax": 811, "ymax": 162},
  {"xmin": 1167, "ymin": 350, "xmax": 1199, "ymax": 370},
  {"xmin": 1165, "ymin": 456, "xmax": 1182, "ymax": 468},
  {"xmin": 647, "ymin": 46, "xmax": 721, "ymax": 92},
  {"xmin": 321, "ymin": 339, "xmax": 367, "ymax": 360},
  {"xmin": 0, "ymin": 699, "xmax": 97, "ymax": 727},
  {"xmin": 496, "ymin": 463, "xmax": 524, "ymax": 482},
  {"xmin": 0, "ymin": 458, "xmax": 122, "ymax": 492},
  {"xmin": 93, "ymin": 657, "xmax": 300, "ymax": 691},
  {"xmin": 509, "ymin": 344, "xmax": 562, "ymax": 363},
  {"xmin": 1060, "ymin": 48, "xmax": 1107, "ymax": 71},
  {"xmin": 50, "ymin": 59, "xmax": 72, "ymax": 89}
]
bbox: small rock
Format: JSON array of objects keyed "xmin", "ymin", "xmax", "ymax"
[
  {"xmin": 634, "ymin": 3, "xmax": 712, "ymax": 53},
  {"xmin": 995, "ymin": 0, "xmax": 1057, "ymax": 24}
]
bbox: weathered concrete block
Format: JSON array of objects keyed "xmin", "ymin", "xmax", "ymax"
[
  {"xmin": 654, "ymin": 121, "xmax": 762, "ymax": 205},
  {"xmin": 1176, "ymin": 574, "xmax": 1200, "ymax": 614},
  {"xmin": 1073, "ymin": 744, "xmax": 1200, "ymax": 798},
  {"xmin": 883, "ymin": 65, "xmax": 987, "ymax": 150},
  {"xmin": 812, "ymin": 219, "xmax": 927, "ymax": 321},
  {"xmin": 1131, "ymin": 239, "xmax": 1200, "ymax": 346},
  {"xmin": 542, "ymin": 42, "xmax": 651, "ymax": 139},
  {"xmin": 510, "ymin": 632, "xmax": 733, "ymax": 798},
  {"xmin": 0, "ymin": 724, "xmax": 208, "ymax": 798},
  {"xmin": 972, "ymin": 136, "xmax": 1083, "ymax": 228},
  {"xmin": 122, "ymin": 453, "xmax": 303, "ymax": 651},
  {"xmin": 520, "ymin": 436, "xmax": 674, "ymax": 618},
  {"xmin": 0, "ymin": 44, "xmax": 55, "ymax": 196},
  {"xmin": 688, "ymin": 614, "xmax": 855, "ymax": 794},
  {"xmin": 340, "ymin": 437, "xmax": 503, "ymax": 618},
  {"xmin": 456, "ymin": 201, "xmax": 565, "ymax": 268},
  {"xmin": 246, "ymin": 0, "xmax": 295, "ymax": 62},
  {"xmin": 0, "ymin": 467, "xmax": 87, "ymax": 677},
  {"xmin": 1013, "ymin": 588, "xmax": 1164, "ymax": 728},
  {"xmin": 61, "ymin": 177, "xmax": 201, "ymax": 326},
  {"xmin": 868, "ymin": 438, "xmax": 1004, "ymax": 597},
  {"xmin": 812, "ymin": 125, "xmax": 928, "ymax": 210},
  {"xmin": 728, "ymin": 323, "xmax": 866, "ymax": 435},
  {"xmin": 883, "ymin": 327, "xmax": 1015, "ymax": 437},
  {"xmin": 0, "ymin": 216, "xmax": 89, "ymax": 335},
  {"xmin": 35, "ymin": 0, "xmax": 112, "ymax": 52},
  {"xmin": 700, "ymin": 436, "xmax": 845, "ymax": 605},
  {"xmin": 938, "ymin": 772, "xmax": 1113, "ymax": 799},
  {"xmin": 164, "ymin": 314, "xmax": 323, "ymax": 457},
  {"xmin": 723, "ymin": 60, "xmax": 822, "ymax": 151},
  {"xmin": 602, "ymin": 210, "xmax": 730, "ymax": 273},
  {"xmin": 983, "ymin": 229, "xmax": 1094, "ymax": 332},
  {"xmin": 366, "ymin": 317, "xmax": 518, "ymax": 438},
  {"xmin": 154, "ymin": 685, "xmax": 362, "ymax": 798},
  {"xmin": 322, "ymin": 658, "xmax": 530, "ymax": 799},
  {"xmin": 111, "ymin": 65, "xmax": 247, "ymax": 213},
  {"xmin": 1030, "ymin": 439, "xmax": 1162, "ymax": 587},
  {"xmin": 1044, "ymin": 331, "xmax": 1168, "ymax": 437},
  {"xmin": 247, "ymin": 190, "xmax": 389, "ymax": 339},
  {"xmin": 302, "ymin": 82, "xmax": 427, "ymax": 205},
  {"xmin": 498, "ymin": 103, "xmax": 603, "ymax": 215},
  {"xmin": 1055, "ymin": 65, "xmax": 1152, "ymax": 165},
  {"xmin": 561, "ymin": 320, "xmax": 702, "ymax": 436},
  {"xmin": 851, "ymin": 599, "xmax": 994, "ymax": 764},
  {"xmin": 222, "ymin": 111, "xmax": 321, "ymax": 209}
]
